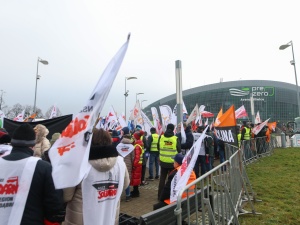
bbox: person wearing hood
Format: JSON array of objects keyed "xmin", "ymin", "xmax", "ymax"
[
  {"xmin": 129, "ymin": 130, "xmax": 144, "ymax": 198},
  {"xmin": 157, "ymin": 123, "xmax": 181, "ymax": 199},
  {"xmin": 63, "ymin": 128, "xmax": 130, "ymax": 225},
  {"xmin": 33, "ymin": 124, "xmax": 51, "ymax": 158},
  {"xmin": 118, "ymin": 126, "xmax": 135, "ymax": 202}
]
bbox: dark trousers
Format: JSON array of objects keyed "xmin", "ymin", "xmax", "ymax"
[{"xmin": 158, "ymin": 166, "xmax": 173, "ymax": 199}]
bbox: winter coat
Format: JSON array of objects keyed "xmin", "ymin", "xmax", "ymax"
[
  {"xmin": 33, "ymin": 124, "xmax": 51, "ymax": 157},
  {"xmin": 130, "ymin": 139, "xmax": 143, "ymax": 186},
  {"xmin": 63, "ymin": 145, "xmax": 130, "ymax": 225},
  {"xmin": 120, "ymin": 134, "xmax": 134, "ymax": 179},
  {"xmin": 158, "ymin": 129, "xmax": 181, "ymax": 169},
  {"xmin": 177, "ymin": 126, "xmax": 194, "ymax": 150},
  {"xmin": 3, "ymin": 147, "xmax": 65, "ymax": 225}
]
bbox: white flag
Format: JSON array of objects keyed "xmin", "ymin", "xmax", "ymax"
[
  {"xmin": 151, "ymin": 107, "xmax": 163, "ymax": 135},
  {"xmin": 129, "ymin": 100, "xmax": 141, "ymax": 121},
  {"xmin": 255, "ymin": 111, "xmax": 261, "ymax": 124},
  {"xmin": 170, "ymin": 126, "xmax": 209, "ymax": 203},
  {"xmin": 252, "ymin": 118, "xmax": 270, "ymax": 135},
  {"xmin": 13, "ymin": 109, "xmax": 25, "ymax": 122},
  {"xmin": 186, "ymin": 104, "xmax": 199, "ymax": 125},
  {"xmin": 49, "ymin": 105, "xmax": 57, "ymax": 119},
  {"xmin": 180, "ymin": 122, "xmax": 186, "ymax": 144},
  {"xmin": 159, "ymin": 105, "xmax": 173, "ymax": 131},
  {"xmin": 49, "ymin": 35, "xmax": 130, "ymax": 189},
  {"xmin": 141, "ymin": 110, "xmax": 154, "ymax": 135}
]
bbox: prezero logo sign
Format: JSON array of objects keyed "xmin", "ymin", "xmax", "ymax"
[{"xmin": 229, "ymin": 86, "xmax": 274, "ymax": 97}]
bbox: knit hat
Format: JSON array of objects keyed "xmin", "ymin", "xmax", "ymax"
[
  {"xmin": 136, "ymin": 125, "xmax": 142, "ymax": 131},
  {"xmin": 0, "ymin": 131, "xmax": 11, "ymax": 144},
  {"xmin": 50, "ymin": 132, "xmax": 60, "ymax": 146},
  {"xmin": 121, "ymin": 127, "xmax": 130, "ymax": 135},
  {"xmin": 11, "ymin": 123, "xmax": 36, "ymax": 147},
  {"xmin": 150, "ymin": 127, "xmax": 156, "ymax": 133},
  {"xmin": 173, "ymin": 153, "xmax": 184, "ymax": 165},
  {"xmin": 111, "ymin": 130, "xmax": 119, "ymax": 138},
  {"xmin": 166, "ymin": 123, "xmax": 175, "ymax": 131},
  {"xmin": 133, "ymin": 130, "xmax": 144, "ymax": 140}
]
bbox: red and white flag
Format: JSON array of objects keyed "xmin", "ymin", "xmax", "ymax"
[
  {"xmin": 252, "ymin": 118, "xmax": 270, "ymax": 135},
  {"xmin": 49, "ymin": 105, "xmax": 57, "ymax": 119},
  {"xmin": 235, "ymin": 105, "xmax": 248, "ymax": 119},
  {"xmin": 49, "ymin": 35, "xmax": 130, "ymax": 189},
  {"xmin": 129, "ymin": 100, "xmax": 141, "ymax": 121},
  {"xmin": 13, "ymin": 110, "xmax": 25, "ymax": 122},
  {"xmin": 151, "ymin": 107, "xmax": 163, "ymax": 135},
  {"xmin": 170, "ymin": 126, "xmax": 209, "ymax": 203},
  {"xmin": 255, "ymin": 111, "xmax": 262, "ymax": 124}
]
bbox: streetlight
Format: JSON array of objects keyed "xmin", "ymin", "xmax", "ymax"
[
  {"xmin": 124, "ymin": 76, "xmax": 137, "ymax": 120},
  {"xmin": 279, "ymin": 41, "xmax": 300, "ymax": 116},
  {"xmin": 33, "ymin": 57, "xmax": 48, "ymax": 113},
  {"xmin": 136, "ymin": 92, "xmax": 144, "ymax": 102},
  {"xmin": 141, "ymin": 100, "xmax": 147, "ymax": 109}
]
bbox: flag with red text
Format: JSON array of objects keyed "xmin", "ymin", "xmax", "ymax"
[{"xmin": 49, "ymin": 35, "xmax": 130, "ymax": 189}]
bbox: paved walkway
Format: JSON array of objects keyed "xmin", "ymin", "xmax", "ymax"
[{"xmin": 120, "ymin": 174, "xmax": 160, "ymax": 219}]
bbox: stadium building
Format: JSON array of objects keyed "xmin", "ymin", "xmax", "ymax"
[{"xmin": 144, "ymin": 80, "xmax": 299, "ymax": 124}]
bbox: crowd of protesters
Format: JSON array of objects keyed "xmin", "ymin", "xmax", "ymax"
[{"xmin": 0, "ymin": 118, "xmax": 273, "ymax": 225}]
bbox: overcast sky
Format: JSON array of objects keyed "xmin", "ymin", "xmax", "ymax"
[{"xmin": 1, "ymin": 0, "xmax": 300, "ymax": 117}]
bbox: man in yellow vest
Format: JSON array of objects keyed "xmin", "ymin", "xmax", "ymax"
[
  {"xmin": 153, "ymin": 153, "xmax": 196, "ymax": 210},
  {"xmin": 157, "ymin": 123, "xmax": 181, "ymax": 200},
  {"xmin": 147, "ymin": 127, "xmax": 160, "ymax": 181}
]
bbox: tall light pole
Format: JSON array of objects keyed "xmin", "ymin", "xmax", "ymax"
[
  {"xmin": 279, "ymin": 41, "xmax": 300, "ymax": 116},
  {"xmin": 33, "ymin": 57, "xmax": 48, "ymax": 113},
  {"xmin": 125, "ymin": 76, "xmax": 137, "ymax": 120},
  {"xmin": 141, "ymin": 100, "xmax": 147, "ymax": 109},
  {"xmin": 136, "ymin": 92, "xmax": 144, "ymax": 102}
]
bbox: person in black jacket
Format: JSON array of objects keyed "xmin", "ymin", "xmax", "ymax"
[
  {"xmin": 176, "ymin": 122, "xmax": 194, "ymax": 155},
  {"xmin": 1, "ymin": 123, "xmax": 65, "ymax": 225}
]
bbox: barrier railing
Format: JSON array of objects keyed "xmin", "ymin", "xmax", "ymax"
[{"xmin": 173, "ymin": 136, "xmax": 276, "ymax": 225}]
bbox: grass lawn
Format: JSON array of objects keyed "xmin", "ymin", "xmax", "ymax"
[{"xmin": 239, "ymin": 148, "xmax": 300, "ymax": 225}]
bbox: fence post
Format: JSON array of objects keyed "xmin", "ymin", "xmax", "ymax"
[{"xmin": 281, "ymin": 132, "xmax": 286, "ymax": 148}]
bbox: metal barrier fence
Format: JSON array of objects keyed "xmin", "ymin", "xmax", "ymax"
[{"xmin": 174, "ymin": 136, "xmax": 276, "ymax": 225}]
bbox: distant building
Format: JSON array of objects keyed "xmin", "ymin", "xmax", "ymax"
[{"xmin": 144, "ymin": 80, "xmax": 299, "ymax": 124}]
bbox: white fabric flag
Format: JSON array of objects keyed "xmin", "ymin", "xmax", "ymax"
[
  {"xmin": 116, "ymin": 143, "xmax": 134, "ymax": 157},
  {"xmin": 180, "ymin": 122, "xmax": 186, "ymax": 144},
  {"xmin": 49, "ymin": 105, "xmax": 57, "ymax": 119},
  {"xmin": 13, "ymin": 110, "xmax": 25, "ymax": 122},
  {"xmin": 186, "ymin": 104, "xmax": 199, "ymax": 125},
  {"xmin": 151, "ymin": 107, "xmax": 163, "ymax": 135},
  {"xmin": 170, "ymin": 126, "xmax": 209, "ymax": 203},
  {"xmin": 204, "ymin": 118, "xmax": 208, "ymax": 126},
  {"xmin": 255, "ymin": 111, "xmax": 261, "ymax": 124},
  {"xmin": 49, "ymin": 35, "xmax": 130, "ymax": 189},
  {"xmin": 235, "ymin": 105, "xmax": 248, "ymax": 119},
  {"xmin": 141, "ymin": 110, "xmax": 154, "ymax": 135},
  {"xmin": 118, "ymin": 115, "xmax": 127, "ymax": 129},
  {"xmin": 252, "ymin": 118, "xmax": 270, "ymax": 135},
  {"xmin": 159, "ymin": 105, "xmax": 173, "ymax": 131},
  {"xmin": 129, "ymin": 100, "xmax": 141, "ymax": 121},
  {"xmin": 182, "ymin": 101, "xmax": 188, "ymax": 114}
]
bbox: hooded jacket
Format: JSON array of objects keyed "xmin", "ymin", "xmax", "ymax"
[
  {"xmin": 33, "ymin": 124, "xmax": 51, "ymax": 158},
  {"xmin": 63, "ymin": 145, "xmax": 130, "ymax": 225}
]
